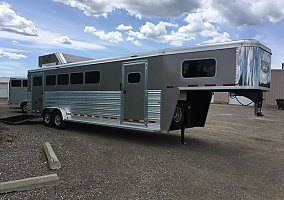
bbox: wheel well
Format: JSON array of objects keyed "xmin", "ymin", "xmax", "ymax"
[
  {"xmin": 20, "ymin": 101, "xmax": 27, "ymax": 108},
  {"xmin": 42, "ymin": 108, "xmax": 66, "ymax": 120},
  {"xmin": 42, "ymin": 108, "xmax": 61, "ymax": 114},
  {"xmin": 42, "ymin": 108, "xmax": 50, "ymax": 117},
  {"xmin": 51, "ymin": 109, "xmax": 61, "ymax": 114}
]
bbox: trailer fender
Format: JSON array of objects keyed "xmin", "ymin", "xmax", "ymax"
[
  {"xmin": 160, "ymin": 88, "xmax": 181, "ymax": 132},
  {"xmin": 43, "ymin": 107, "xmax": 68, "ymax": 121}
]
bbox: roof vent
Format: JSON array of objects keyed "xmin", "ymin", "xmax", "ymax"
[{"xmin": 38, "ymin": 53, "xmax": 93, "ymax": 68}]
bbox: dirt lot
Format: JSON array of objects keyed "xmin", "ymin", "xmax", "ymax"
[{"xmin": 0, "ymin": 100, "xmax": 283, "ymax": 200}]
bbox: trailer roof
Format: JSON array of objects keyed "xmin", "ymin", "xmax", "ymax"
[
  {"xmin": 29, "ymin": 39, "xmax": 271, "ymax": 73},
  {"xmin": 9, "ymin": 76, "xmax": 27, "ymax": 80}
]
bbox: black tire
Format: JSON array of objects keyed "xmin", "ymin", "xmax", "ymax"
[
  {"xmin": 43, "ymin": 111, "xmax": 53, "ymax": 127},
  {"xmin": 21, "ymin": 102, "xmax": 27, "ymax": 113},
  {"xmin": 170, "ymin": 103, "xmax": 185, "ymax": 130},
  {"xmin": 53, "ymin": 111, "xmax": 65, "ymax": 129}
]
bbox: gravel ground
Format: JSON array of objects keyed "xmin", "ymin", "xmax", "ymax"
[{"xmin": 0, "ymin": 99, "xmax": 283, "ymax": 200}]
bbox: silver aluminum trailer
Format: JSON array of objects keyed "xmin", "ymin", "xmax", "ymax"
[
  {"xmin": 9, "ymin": 77, "xmax": 28, "ymax": 113},
  {"xmin": 27, "ymin": 40, "xmax": 271, "ymax": 141}
]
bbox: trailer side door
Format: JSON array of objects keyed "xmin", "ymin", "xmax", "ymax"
[
  {"xmin": 122, "ymin": 60, "xmax": 148, "ymax": 126},
  {"xmin": 31, "ymin": 73, "xmax": 44, "ymax": 113}
]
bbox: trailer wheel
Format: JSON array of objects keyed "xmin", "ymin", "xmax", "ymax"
[
  {"xmin": 171, "ymin": 103, "xmax": 185, "ymax": 130},
  {"xmin": 21, "ymin": 102, "xmax": 27, "ymax": 113},
  {"xmin": 53, "ymin": 111, "xmax": 65, "ymax": 129},
  {"xmin": 43, "ymin": 111, "xmax": 53, "ymax": 127}
]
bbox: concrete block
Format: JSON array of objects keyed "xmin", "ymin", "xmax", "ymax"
[
  {"xmin": 0, "ymin": 174, "xmax": 59, "ymax": 194},
  {"xmin": 43, "ymin": 142, "xmax": 61, "ymax": 170}
]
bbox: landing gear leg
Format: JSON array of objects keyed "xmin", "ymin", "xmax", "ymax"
[
  {"xmin": 255, "ymin": 92, "xmax": 264, "ymax": 117},
  {"xmin": 255, "ymin": 100, "xmax": 264, "ymax": 117},
  {"xmin": 180, "ymin": 126, "xmax": 185, "ymax": 145}
]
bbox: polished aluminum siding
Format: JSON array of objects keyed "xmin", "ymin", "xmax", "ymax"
[
  {"xmin": 44, "ymin": 91, "xmax": 121, "ymax": 117},
  {"xmin": 147, "ymin": 90, "xmax": 161, "ymax": 129},
  {"xmin": 236, "ymin": 46, "xmax": 271, "ymax": 88},
  {"xmin": 43, "ymin": 90, "xmax": 161, "ymax": 131}
]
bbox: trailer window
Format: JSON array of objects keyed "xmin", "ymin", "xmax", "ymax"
[
  {"xmin": 85, "ymin": 71, "xmax": 100, "ymax": 84},
  {"xmin": 71, "ymin": 72, "xmax": 83, "ymax": 84},
  {"xmin": 23, "ymin": 80, "xmax": 27, "ymax": 87},
  {"xmin": 182, "ymin": 59, "xmax": 216, "ymax": 78},
  {"xmin": 46, "ymin": 75, "xmax": 56, "ymax": 86},
  {"xmin": 33, "ymin": 76, "xmax": 42, "ymax": 86},
  {"xmin": 11, "ymin": 80, "xmax": 21, "ymax": 87},
  {"xmin": 128, "ymin": 72, "xmax": 141, "ymax": 83},
  {"xmin": 57, "ymin": 74, "xmax": 69, "ymax": 85}
]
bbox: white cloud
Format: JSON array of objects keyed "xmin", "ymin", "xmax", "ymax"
[
  {"xmin": 68, "ymin": 39, "xmax": 106, "ymax": 50},
  {"xmin": 84, "ymin": 26, "xmax": 123, "ymax": 44},
  {"xmin": 162, "ymin": 31, "xmax": 196, "ymax": 46},
  {"xmin": 140, "ymin": 22, "xmax": 178, "ymax": 39},
  {"xmin": 202, "ymin": 32, "xmax": 231, "ymax": 44},
  {"xmin": 126, "ymin": 37, "xmax": 142, "ymax": 46},
  {"xmin": 54, "ymin": 0, "xmax": 284, "ymax": 28},
  {"xmin": 53, "ymin": 0, "xmax": 200, "ymax": 18},
  {"xmin": 0, "ymin": 48, "xmax": 26, "ymax": 59},
  {"xmin": 128, "ymin": 30, "xmax": 145, "ymax": 40},
  {"xmin": 116, "ymin": 24, "xmax": 133, "ymax": 31},
  {"xmin": 54, "ymin": 36, "xmax": 72, "ymax": 45},
  {"xmin": 0, "ymin": 2, "xmax": 38, "ymax": 36},
  {"xmin": 0, "ymin": 29, "xmax": 106, "ymax": 51},
  {"xmin": 201, "ymin": 0, "xmax": 284, "ymax": 28},
  {"xmin": 0, "ymin": 47, "xmax": 29, "ymax": 53},
  {"xmin": 127, "ymin": 19, "xmax": 231, "ymax": 46}
]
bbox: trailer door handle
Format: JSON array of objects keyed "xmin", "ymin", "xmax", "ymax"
[
  {"xmin": 120, "ymin": 82, "xmax": 122, "ymax": 91},
  {"xmin": 123, "ymin": 90, "xmax": 126, "ymax": 94}
]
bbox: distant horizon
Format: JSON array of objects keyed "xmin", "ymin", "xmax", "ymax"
[{"xmin": 1, "ymin": 0, "xmax": 284, "ymax": 76}]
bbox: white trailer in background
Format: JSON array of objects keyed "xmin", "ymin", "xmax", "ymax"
[
  {"xmin": 0, "ymin": 77, "xmax": 10, "ymax": 99},
  {"xmin": 9, "ymin": 77, "xmax": 28, "ymax": 113}
]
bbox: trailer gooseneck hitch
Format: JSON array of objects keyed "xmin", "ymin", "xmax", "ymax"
[{"xmin": 230, "ymin": 90, "xmax": 265, "ymax": 117}]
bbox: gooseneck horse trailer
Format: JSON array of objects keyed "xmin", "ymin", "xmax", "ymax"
[{"xmin": 27, "ymin": 40, "xmax": 271, "ymax": 141}]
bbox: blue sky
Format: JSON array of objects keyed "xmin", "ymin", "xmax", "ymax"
[{"xmin": 0, "ymin": 0, "xmax": 284, "ymax": 76}]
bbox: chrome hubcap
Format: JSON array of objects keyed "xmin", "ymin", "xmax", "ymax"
[
  {"xmin": 45, "ymin": 113, "xmax": 50, "ymax": 124},
  {"xmin": 55, "ymin": 115, "xmax": 61, "ymax": 126},
  {"xmin": 23, "ymin": 105, "xmax": 27, "ymax": 112}
]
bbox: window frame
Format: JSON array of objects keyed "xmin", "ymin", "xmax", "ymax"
[
  {"xmin": 33, "ymin": 76, "xmax": 42, "ymax": 86},
  {"xmin": 22, "ymin": 80, "xmax": 27, "ymax": 87},
  {"xmin": 85, "ymin": 70, "xmax": 101, "ymax": 84},
  {"xmin": 45, "ymin": 75, "xmax": 57, "ymax": 86},
  {"xmin": 127, "ymin": 72, "xmax": 141, "ymax": 84},
  {"xmin": 57, "ymin": 73, "xmax": 69, "ymax": 86},
  {"xmin": 11, "ymin": 80, "xmax": 22, "ymax": 87},
  {"xmin": 181, "ymin": 58, "xmax": 217, "ymax": 79},
  {"xmin": 70, "ymin": 72, "xmax": 84, "ymax": 85}
]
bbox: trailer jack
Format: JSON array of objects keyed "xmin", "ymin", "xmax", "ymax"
[{"xmin": 255, "ymin": 100, "xmax": 264, "ymax": 117}]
